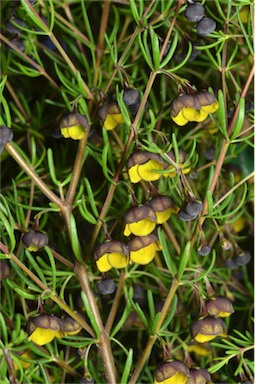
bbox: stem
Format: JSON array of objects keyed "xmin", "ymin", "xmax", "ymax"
[
  {"xmin": 0, "ymin": 242, "xmax": 94, "ymax": 337},
  {"xmin": 5, "ymin": 142, "xmax": 63, "ymax": 209},
  {"xmin": 105, "ymin": 272, "xmax": 126, "ymax": 333},
  {"xmin": 75, "ymin": 263, "xmax": 118, "ymax": 384},
  {"xmin": 129, "ymin": 277, "xmax": 179, "ymax": 384}
]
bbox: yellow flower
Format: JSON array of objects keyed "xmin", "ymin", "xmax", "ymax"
[
  {"xmin": 128, "ymin": 234, "xmax": 162, "ymax": 265},
  {"xmin": 127, "ymin": 151, "xmax": 164, "ymax": 183},
  {"xmin": 22, "ymin": 230, "xmax": 48, "ymax": 252},
  {"xmin": 95, "ymin": 241, "xmax": 129, "ymax": 272},
  {"xmin": 170, "ymin": 91, "xmax": 219, "ymax": 126},
  {"xmin": 205, "ymin": 296, "xmax": 234, "ymax": 318},
  {"xmin": 187, "ymin": 342, "xmax": 211, "ymax": 357},
  {"xmin": 60, "ymin": 112, "xmax": 89, "ymax": 140},
  {"xmin": 146, "ymin": 196, "xmax": 178, "ymax": 224},
  {"xmin": 27, "ymin": 314, "xmax": 63, "ymax": 346},
  {"xmin": 98, "ymin": 102, "xmax": 124, "ymax": 130},
  {"xmin": 191, "ymin": 316, "xmax": 227, "ymax": 343},
  {"xmin": 154, "ymin": 361, "xmax": 189, "ymax": 384},
  {"xmin": 13, "ymin": 352, "xmax": 32, "ymax": 370},
  {"xmin": 124, "ymin": 206, "xmax": 157, "ymax": 236}
]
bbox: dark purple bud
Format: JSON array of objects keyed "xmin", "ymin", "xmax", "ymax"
[
  {"xmin": 97, "ymin": 279, "xmax": 116, "ymax": 295},
  {"xmin": 185, "ymin": 4, "xmax": 205, "ymax": 23},
  {"xmin": 196, "ymin": 17, "xmax": 216, "ymax": 36}
]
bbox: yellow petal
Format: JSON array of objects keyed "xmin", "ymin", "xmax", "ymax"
[
  {"xmin": 107, "ymin": 252, "xmax": 129, "ymax": 269},
  {"xmin": 125, "ymin": 219, "xmax": 156, "ymax": 237},
  {"xmin": 26, "ymin": 245, "xmax": 40, "ymax": 252},
  {"xmin": 188, "ymin": 344, "xmax": 211, "ymax": 356},
  {"xmin": 130, "ymin": 242, "xmax": 158, "ymax": 265},
  {"xmin": 61, "ymin": 125, "xmax": 86, "ymax": 140},
  {"xmin": 165, "ymin": 371, "xmax": 188, "ymax": 384},
  {"xmin": 182, "ymin": 107, "xmax": 200, "ymax": 121},
  {"xmin": 201, "ymin": 101, "xmax": 219, "ymax": 113},
  {"xmin": 155, "ymin": 209, "xmax": 172, "ymax": 224},
  {"xmin": 63, "ymin": 328, "xmax": 81, "ymax": 336},
  {"xmin": 128, "ymin": 164, "xmax": 141, "ymax": 183},
  {"xmin": 218, "ymin": 311, "xmax": 232, "ymax": 318},
  {"xmin": 96, "ymin": 254, "xmax": 112, "ymax": 272},
  {"xmin": 137, "ymin": 160, "xmax": 163, "ymax": 181},
  {"xmin": 104, "ymin": 113, "xmax": 124, "ymax": 130},
  {"xmin": 61, "ymin": 127, "xmax": 69, "ymax": 138},
  {"xmin": 194, "ymin": 110, "xmax": 208, "ymax": 122},
  {"xmin": 194, "ymin": 333, "xmax": 216, "ymax": 343},
  {"xmin": 171, "ymin": 111, "xmax": 188, "ymax": 126},
  {"xmin": 162, "ymin": 165, "xmax": 177, "ymax": 178},
  {"xmin": 179, "ymin": 163, "xmax": 191, "ymax": 175},
  {"xmin": 124, "ymin": 224, "xmax": 132, "ymax": 236},
  {"xmin": 14, "ymin": 352, "xmax": 32, "ymax": 370},
  {"xmin": 233, "ymin": 217, "xmax": 245, "ymax": 233},
  {"xmin": 28, "ymin": 328, "xmax": 58, "ymax": 346}
]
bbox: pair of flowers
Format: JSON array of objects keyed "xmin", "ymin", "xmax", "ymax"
[
  {"xmin": 27, "ymin": 313, "xmax": 82, "ymax": 346},
  {"xmin": 127, "ymin": 149, "xmax": 190, "ymax": 184},
  {"xmin": 95, "ymin": 196, "xmax": 178, "ymax": 272},
  {"xmin": 191, "ymin": 296, "xmax": 234, "ymax": 343},
  {"xmin": 170, "ymin": 90, "xmax": 219, "ymax": 126}
]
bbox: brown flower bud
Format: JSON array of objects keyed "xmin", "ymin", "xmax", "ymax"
[
  {"xmin": 61, "ymin": 315, "xmax": 82, "ymax": 335},
  {"xmin": 191, "ymin": 316, "xmax": 227, "ymax": 343},
  {"xmin": 22, "ymin": 230, "xmax": 49, "ymax": 252},
  {"xmin": 187, "ymin": 368, "xmax": 212, "ymax": 384}
]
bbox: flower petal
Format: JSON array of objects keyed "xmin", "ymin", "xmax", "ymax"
[
  {"xmin": 128, "ymin": 164, "xmax": 141, "ymax": 183},
  {"xmin": 125, "ymin": 219, "xmax": 156, "ymax": 237},
  {"xmin": 107, "ymin": 252, "xmax": 129, "ymax": 269},
  {"xmin": 137, "ymin": 160, "xmax": 163, "ymax": 181},
  {"xmin": 130, "ymin": 242, "xmax": 158, "ymax": 265},
  {"xmin": 96, "ymin": 254, "xmax": 112, "ymax": 272},
  {"xmin": 171, "ymin": 111, "xmax": 189, "ymax": 126}
]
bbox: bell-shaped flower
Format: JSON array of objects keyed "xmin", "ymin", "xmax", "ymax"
[
  {"xmin": 98, "ymin": 102, "xmax": 124, "ymax": 130},
  {"xmin": 128, "ymin": 234, "xmax": 162, "ymax": 265},
  {"xmin": 124, "ymin": 205, "xmax": 157, "ymax": 237},
  {"xmin": 61, "ymin": 315, "xmax": 82, "ymax": 336},
  {"xmin": 205, "ymin": 296, "xmax": 234, "ymax": 318},
  {"xmin": 27, "ymin": 314, "xmax": 63, "ymax": 346},
  {"xmin": 191, "ymin": 316, "xmax": 227, "ymax": 343},
  {"xmin": 22, "ymin": 230, "xmax": 49, "ymax": 252},
  {"xmin": 94, "ymin": 240, "xmax": 129, "ymax": 272},
  {"xmin": 60, "ymin": 112, "xmax": 90, "ymax": 140},
  {"xmin": 170, "ymin": 91, "xmax": 219, "ymax": 126},
  {"xmin": 154, "ymin": 360, "xmax": 190, "ymax": 384},
  {"xmin": 127, "ymin": 151, "xmax": 164, "ymax": 183},
  {"xmin": 145, "ymin": 196, "xmax": 178, "ymax": 224}
]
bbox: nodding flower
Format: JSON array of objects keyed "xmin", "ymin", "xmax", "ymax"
[
  {"xmin": 60, "ymin": 112, "xmax": 90, "ymax": 140},
  {"xmin": 98, "ymin": 102, "xmax": 124, "ymax": 130},
  {"xmin": 94, "ymin": 240, "xmax": 129, "ymax": 272}
]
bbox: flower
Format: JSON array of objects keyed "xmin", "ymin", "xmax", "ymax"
[
  {"xmin": 145, "ymin": 196, "xmax": 179, "ymax": 224},
  {"xmin": 187, "ymin": 342, "xmax": 211, "ymax": 357},
  {"xmin": 187, "ymin": 368, "xmax": 212, "ymax": 384},
  {"xmin": 127, "ymin": 151, "xmax": 164, "ymax": 183},
  {"xmin": 124, "ymin": 205, "xmax": 157, "ymax": 237},
  {"xmin": 22, "ymin": 230, "xmax": 49, "ymax": 252},
  {"xmin": 27, "ymin": 314, "xmax": 63, "ymax": 345},
  {"xmin": 205, "ymin": 296, "xmax": 234, "ymax": 318},
  {"xmin": 154, "ymin": 361, "xmax": 190, "ymax": 384},
  {"xmin": 191, "ymin": 316, "xmax": 227, "ymax": 343},
  {"xmin": 128, "ymin": 234, "xmax": 162, "ymax": 265},
  {"xmin": 61, "ymin": 315, "xmax": 82, "ymax": 336},
  {"xmin": 98, "ymin": 102, "xmax": 124, "ymax": 130},
  {"xmin": 94, "ymin": 241, "xmax": 129, "ymax": 272},
  {"xmin": 170, "ymin": 91, "xmax": 219, "ymax": 126},
  {"xmin": 60, "ymin": 112, "xmax": 89, "ymax": 140},
  {"xmin": 162, "ymin": 149, "xmax": 191, "ymax": 177},
  {"xmin": 0, "ymin": 125, "xmax": 14, "ymax": 153}
]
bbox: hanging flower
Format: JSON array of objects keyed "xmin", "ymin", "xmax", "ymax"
[
  {"xmin": 154, "ymin": 360, "xmax": 190, "ymax": 384},
  {"xmin": 98, "ymin": 102, "xmax": 124, "ymax": 130},
  {"xmin": 94, "ymin": 241, "xmax": 129, "ymax": 272},
  {"xmin": 127, "ymin": 151, "xmax": 164, "ymax": 183},
  {"xmin": 191, "ymin": 316, "xmax": 227, "ymax": 343},
  {"xmin": 162, "ymin": 149, "xmax": 191, "ymax": 177},
  {"xmin": 60, "ymin": 112, "xmax": 90, "ymax": 140},
  {"xmin": 124, "ymin": 205, "xmax": 157, "ymax": 237},
  {"xmin": 146, "ymin": 196, "xmax": 179, "ymax": 224},
  {"xmin": 27, "ymin": 314, "xmax": 63, "ymax": 346},
  {"xmin": 205, "ymin": 296, "xmax": 234, "ymax": 318},
  {"xmin": 170, "ymin": 91, "xmax": 219, "ymax": 126},
  {"xmin": 22, "ymin": 230, "xmax": 49, "ymax": 252},
  {"xmin": 128, "ymin": 234, "xmax": 162, "ymax": 265},
  {"xmin": 187, "ymin": 342, "xmax": 211, "ymax": 357}
]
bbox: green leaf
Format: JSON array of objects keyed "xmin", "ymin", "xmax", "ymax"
[
  {"xmin": 149, "ymin": 27, "xmax": 160, "ymax": 70},
  {"xmin": 215, "ymin": 90, "xmax": 228, "ymax": 139},
  {"xmin": 138, "ymin": 30, "xmax": 153, "ymax": 70},
  {"xmin": 177, "ymin": 242, "xmax": 191, "ymax": 281},
  {"xmin": 160, "ymin": 294, "xmax": 178, "ymax": 331},
  {"xmin": 160, "ymin": 31, "xmax": 179, "ymax": 68},
  {"xmin": 47, "ymin": 148, "xmax": 60, "ymax": 186},
  {"xmin": 120, "ymin": 348, "xmax": 133, "ymax": 384},
  {"xmin": 230, "ymin": 98, "xmax": 246, "ymax": 140},
  {"xmin": 80, "ymin": 291, "xmax": 100, "ymax": 339},
  {"xmin": 20, "ymin": 0, "xmax": 49, "ymax": 33},
  {"xmin": 69, "ymin": 214, "xmax": 83, "ymax": 263},
  {"xmin": 158, "ymin": 227, "xmax": 177, "ymax": 276}
]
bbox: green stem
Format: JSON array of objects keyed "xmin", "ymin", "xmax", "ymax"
[
  {"xmin": 128, "ymin": 277, "xmax": 179, "ymax": 384},
  {"xmin": 75, "ymin": 263, "xmax": 118, "ymax": 384}
]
